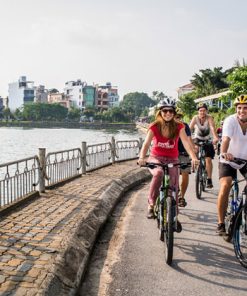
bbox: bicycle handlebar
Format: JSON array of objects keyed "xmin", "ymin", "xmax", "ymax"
[
  {"xmin": 221, "ymin": 155, "xmax": 247, "ymax": 165},
  {"xmin": 141, "ymin": 162, "xmax": 191, "ymax": 170}
]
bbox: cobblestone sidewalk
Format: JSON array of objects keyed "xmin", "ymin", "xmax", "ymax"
[{"xmin": 0, "ymin": 160, "xmax": 149, "ymax": 296}]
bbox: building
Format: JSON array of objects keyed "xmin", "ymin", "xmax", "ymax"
[
  {"xmin": 64, "ymin": 80, "xmax": 86, "ymax": 109},
  {"xmin": 96, "ymin": 82, "xmax": 119, "ymax": 110},
  {"xmin": 177, "ymin": 83, "xmax": 194, "ymax": 99},
  {"xmin": 82, "ymin": 85, "xmax": 96, "ymax": 108},
  {"xmin": 34, "ymin": 85, "xmax": 48, "ymax": 103},
  {"xmin": 47, "ymin": 92, "xmax": 72, "ymax": 109},
  {"xmin": 194, "ymin": 90, "xmax": 231, "ymax": 109},
  {"xmin": 8, "ymin": 76, "xmax": 35, "ymax": 111}
]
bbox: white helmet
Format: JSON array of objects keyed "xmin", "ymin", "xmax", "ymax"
[{"xmin": 158, "ymin": 97, "xmax": 176, "ymax": 110}]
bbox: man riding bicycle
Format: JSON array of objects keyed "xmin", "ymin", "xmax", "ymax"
[
  {"xmin": 190, "ymin": 103, "xmax": 219, "ymax": 188},
  {"xmin": 217, "ymin": 94, "xmax": 247, "ymax": 235}
]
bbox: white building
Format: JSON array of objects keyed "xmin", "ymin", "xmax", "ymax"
[
  {"xmin": 8, "ymin": 76, "xmax": 35, "ymax": 111},
  {"xmin": 64, "ymin": 80, "xmax": 87, "ymax": 109},
  {"xmin": 177, "ymin": 83, "xmax": 194, "ymax": 99}
]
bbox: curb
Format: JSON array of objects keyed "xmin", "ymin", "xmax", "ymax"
[{"xmin": 40, "ymin": 168, "xmax": 151, "ymax": 296}]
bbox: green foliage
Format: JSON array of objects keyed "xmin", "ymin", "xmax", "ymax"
[
  {"xmin": 227, "ymin": 66, "xmax": 247, "ymax": 97},
  {"xmin": 177, "ymin": 91, "xmax": 197, "ymax": 118},
  {"xmin": 120, "ymin": 92, "xmax": 155, "ymax": 119},
  {"xmin": 151, "ymin": 91, "xmax": 168, "ymax": 101},
  {"xmin": 67, "ymin": 107, "xmax": 81, "ymax": 121},
  {"xmin": 191, "ymin": 67, "xmax": 231, "ymax": 97},
  {"xmin": 82, "ymin": 106, "xmax": 96, "ymax": 118},
  {"xmin": 97, "ymin": 107, "xmax": 129, "ymax": 123},
  {"xmin": 22, "ymin": 103, "xmax": 68, "ymax": 121}
]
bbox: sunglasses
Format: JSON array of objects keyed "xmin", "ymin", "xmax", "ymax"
[{"xmin": 161, "ymin": 109, "xmax": 175, "ymax": 114}]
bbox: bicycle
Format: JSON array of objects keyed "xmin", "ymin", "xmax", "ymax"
[
  {"xmin": 227, "ymin": 158, "xmax": 247, "ymax": 268},
  {"xmin": 195, "ymin": 140, "xmax": 210, "ymax": 199},
  {"xmin": 143, "ymin": 161, "xmax": 190, "ymax": 265}
]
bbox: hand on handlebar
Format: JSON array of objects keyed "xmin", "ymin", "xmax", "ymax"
[
  {"xmin": 138, "ymin": 158, "xmax": 146, "ymax": 166},
  {"xmin": 191, "ymin": 157, "xmax": 199, "ymax": 171},
  {"xmin": 221, "ymin": 152, "xmax": 234, "ymax": 161}
]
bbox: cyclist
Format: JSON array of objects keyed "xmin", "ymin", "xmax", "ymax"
[
  {"xmin": 189, "ymin": 103, "xmax": 219, "ymax": 188},
  {"xmin": 176, "ymin": 108, "xmax": 195, "ymax": 207},
  {"xmin": 216, "ymin": 120, "xmax": 224, "ymax": 155},
  {"xmin": 138, "ymin": 98, "xmax": 199, "ymax": 219},
  {"xmin": 217, "ymin": 94, "xmax": 247, "ymax": 235}
]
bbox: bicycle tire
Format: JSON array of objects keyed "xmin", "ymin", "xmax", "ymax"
[
  {"xmin": 159, "ymin": 201, "xmax": 164, "ymax": 241},
  {"xmin": 232, "ymin": 207, "xmax": 247, "ymax": 268},
  {"xmin": 195, "ymin": 166, "xmax": 202, "ymax": 199},
  {"xmin": 165, "ymin": 196, "xmax": 174, "ymax": 265}
]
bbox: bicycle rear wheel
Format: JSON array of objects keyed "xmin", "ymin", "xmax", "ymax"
[
  {"xmin": 232, "ymin": 207, "xmax": 247, "ymax": 268},
  {"xmin": 165, "ymin": 196, "xmax": 174, "ymax": 265}
]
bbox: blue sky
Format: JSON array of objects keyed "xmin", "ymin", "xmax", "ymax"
[{"xmin": 0, "ymin": 0, "xmax": 246, "ymax": 99}]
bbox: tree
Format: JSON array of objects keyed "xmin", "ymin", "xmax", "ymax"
[
  {"xmin": 227, "ymin": 66, "xmax": 247, "ymax": 97},
  {"xmin": 191, "ymin": 67, "xmax": 230, "ymax": 97},
  {"xmin": 120, "ymin": 92, "xmax": 155, "ymax": 119},
  {"xmin": 151, "ymin": 91, "xmax": 167, "ymax": 102},
  {"xmin": 67, "ymin": 107, "xmax": 81, "ymax": 121},
  {"xmin": 22, "ymin": 103, "xmax": 68, "ymax": 121},
  {"xmin": 177, "ymin": 92, "xmax": 197, "ymax": 118}
]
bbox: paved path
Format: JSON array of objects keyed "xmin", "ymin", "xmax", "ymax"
[
  {"xmin": 80, "ymin": 159, "xmax": 247, "ymax": 296},
  {"xmin": 0, "ymin": 160, "xmax": 150, "ymax": 296}
]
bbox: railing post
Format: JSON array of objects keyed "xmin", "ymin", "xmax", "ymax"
[
  {"xmin": 111, "ymin": 136, "xmax": 116, "ymax": 164},
  {"xmin": 139, "ymin": 137, "xmax": 144, "ymax": 152},
  {"xmin": 81, "ymin": 141, "xmax": 87, "ymax": 174},
  {"xmin": 39, "ymin": 148, "xmax": 46, "ymax": 193}
]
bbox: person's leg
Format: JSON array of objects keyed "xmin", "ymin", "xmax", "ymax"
[
  {"xmin": 217, "ymin": 176, "xmax": 232, "ymax": 224},
  {"xmin": 147, "ymin": 166, "xmax": 163, "ymax": 207},
  {"xmin": 206, "ymin": 157, "xmax": 213, "ymax": 179},
  {"xmin": 217, "ymin": 162, "xmax": 235, "ymax": 234},
  {"xmin": 180, "ymin": 172, "xmax": 189, "ymax": 198}
]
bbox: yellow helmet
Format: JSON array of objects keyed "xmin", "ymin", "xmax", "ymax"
[{"xmin": 234, "ymin": 94, "xmax": 247, "ymax": 106}]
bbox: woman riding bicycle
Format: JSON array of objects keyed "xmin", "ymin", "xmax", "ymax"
[{"xmin": 138, "ymin": 98, "xmax": 199, "ymax": 219}]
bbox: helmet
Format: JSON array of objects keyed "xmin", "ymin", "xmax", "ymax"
[
  {"xmin": 233, "ymin": 94, "xmax": 247, "ymax": 106},
  {"xmin": 158, "ymin": 98, "xmax": 176, "ymax": 110},
  {"xmin": 176, "ymin": 107, "xmax": 184, "ymax": 117},
  {"xmin": 197, "ymin": 102, "xmax": 208, "ymax": 110}
]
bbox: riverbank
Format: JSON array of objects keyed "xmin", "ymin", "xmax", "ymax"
[{"xmin": 0, "ymin": 121, "xmax": 136, "ymax": 130}]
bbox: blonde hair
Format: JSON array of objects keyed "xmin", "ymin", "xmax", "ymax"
[{"xmin": 149, "ymin": 109, "xmax": 180, "ymax": 139}]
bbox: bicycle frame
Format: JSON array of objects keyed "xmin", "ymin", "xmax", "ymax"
[{"xmin": 195, "ymin": 141, "xmax": 208, "ymax": 199}]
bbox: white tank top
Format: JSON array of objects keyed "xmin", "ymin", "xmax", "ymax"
[
  {"xmin": 220, "ymin": 114, "xmax": 247, "ymax": 169},
  {"xmin": 194, "ymin": 116, "xmax": 210, "ymax": 140}
]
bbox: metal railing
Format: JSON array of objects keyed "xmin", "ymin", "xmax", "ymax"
[
  {"xmin": 0, "ymin": 156, "xmax": 40, "ymax": 207},
  {"xmin": 0, "ymin": 136, "xmax": 143, "ymax": 209}
]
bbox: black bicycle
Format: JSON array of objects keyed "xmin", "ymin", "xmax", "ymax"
[
  {"xmin": 195, "ymin": 140, "xmax": 209, "ymax": 199},
  {"xmin": 143, "ymin": 161, "xmax": 190, "ymax": 265},
  {"xmin": 228, "ymin": 158, "xmax": 247, "ymax": 268}
]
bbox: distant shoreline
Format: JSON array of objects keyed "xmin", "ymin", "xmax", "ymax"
[{"xmin": 0, "ymin": 121, "xmax": 136, "ymax": 130}]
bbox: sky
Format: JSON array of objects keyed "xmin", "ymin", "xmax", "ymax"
[{"xmin": 0, "ymin": 0, "xmax": 247, "ymax": 100}]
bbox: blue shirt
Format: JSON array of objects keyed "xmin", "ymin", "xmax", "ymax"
[{"xmin": 178, "ymin": 122, "xmax": 191, "ymax": 154}]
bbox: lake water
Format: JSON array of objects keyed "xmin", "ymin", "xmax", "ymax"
[{"xmin": 0, "ymin": 127, "xmax": 144, "ymax": 164}]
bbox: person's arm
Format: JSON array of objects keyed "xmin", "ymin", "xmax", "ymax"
[
  {"xmin": 220, "ymin": 136, "xmax": 233, "ymax": 161},
  {"xmin": 189, "ymin": 116, "xmax": 196, "ymax": 132},
  {"xmin": 180, "ymin": 128, "xmax": 199, "ymax": 166},
  {"xmin": 138, "ymin": 129, "xmax": 154, "ymax": 165},
  {"xmin": 208, "ymin": 116, "xmax": 219, "ymax": 144}
]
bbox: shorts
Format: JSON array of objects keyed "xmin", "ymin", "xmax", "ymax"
[
  {"xmin": 178, "ymin": 154, "xmax": 191, "ymax": 173},
  {"xmin": 219, "ymin": 162, "xmax": 247, "ymax": 179},
  {"xmin": 193, "ymin": 138, "xmax": 215, "ymax": 159}
]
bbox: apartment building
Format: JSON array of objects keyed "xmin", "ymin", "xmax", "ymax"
[
  {"xmin": 8, "ymin": 76, "xmax": 35, "ymax": 111},
  {"xmin": 96, "ymin": 82, "xmax": 119, "ymax": 110},
  {"xmin": 47, "ymin": 92, "xmax": 72, "ymax": 109},
  {"xmin": 34, "ymin": 85, "xmax": 48, "ymax": 103}
]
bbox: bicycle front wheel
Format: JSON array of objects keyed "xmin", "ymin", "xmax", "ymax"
[
  {"xmin": 195, "ymin": 166, "xmax": 202, "ymax": 199},
  {"xmin": 232, "ymin": 207, "xmax": 247, "ymax": 268},
  {"xmin": 165, "ymin": 196, "xmax": 174, "ymax": 265}
]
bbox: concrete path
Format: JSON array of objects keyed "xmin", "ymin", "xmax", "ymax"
[
  {"xmin": 79, "ymin": 159, "xmax": 247, "ymax": 296},
  {"xmin": 0, "ymin": 160, "xmax": 150, "ymax": 296}
]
